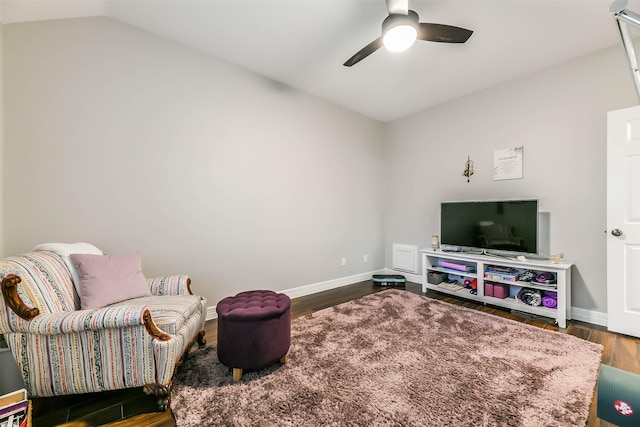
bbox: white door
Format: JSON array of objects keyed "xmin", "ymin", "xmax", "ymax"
[{"xmin": 607, "ymin": 105, "xmax": 640, "ymax": 338}]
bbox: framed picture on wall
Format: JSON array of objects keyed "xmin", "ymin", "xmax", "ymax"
[{"xmin": 494, "ymin": 146, "xmax": 523, "ymax": 180}]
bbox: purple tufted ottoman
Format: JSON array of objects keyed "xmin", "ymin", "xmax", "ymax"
[{"xmin": 216, "ymin": 290, "xmax": 291, "ymax": 381}]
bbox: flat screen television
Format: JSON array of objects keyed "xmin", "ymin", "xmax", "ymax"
[{"xmin": 440, "ymin": 199, "xmax": 539, "ymax": 255}]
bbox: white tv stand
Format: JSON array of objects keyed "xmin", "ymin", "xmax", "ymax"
[{"xmin": 421, "ymin": 250, "xmax": 572, "ymax": 328}]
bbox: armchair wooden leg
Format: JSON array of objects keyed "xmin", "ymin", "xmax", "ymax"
[
  {"xmin": 233, "ymin": 368, "xmax": 243, "ymax": 382},
  {"xmin": 196, "ymin": 330, "xmax": 207, "ymax": 349},
  {"xmin": 143, "ymin": 383, "xmax": 172, "ymax": 411}
]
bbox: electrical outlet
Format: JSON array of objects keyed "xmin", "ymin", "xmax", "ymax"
[
  {"xmin": 342, "ymin": 257, "xmax": 347, "ymax": 266},
  {"xmin": 364, "ymin": 254, "xmax": 368, "ymax": 263}
]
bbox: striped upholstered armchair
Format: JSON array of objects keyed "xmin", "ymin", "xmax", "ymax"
[{"xmin": 0, "ymin": 245, "xmax": 206, "ymax": 410}]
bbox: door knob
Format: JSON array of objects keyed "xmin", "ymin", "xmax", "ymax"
[{"xmin": 611, "ymin": 229, "xmax": 623, "ymax": 237}]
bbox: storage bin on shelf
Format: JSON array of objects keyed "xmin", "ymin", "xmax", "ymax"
[
  {"xmin": 427, "ymin": 271, "xmax": 447, "ymax": 285},
  {"xmin": 484, "ymin": 282, "xmax": 509, "ymax": 299}
]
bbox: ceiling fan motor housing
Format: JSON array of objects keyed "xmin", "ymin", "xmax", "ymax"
[{"xmin": 382, "ymin": 9, "xmax": 419, "ymax": 35}]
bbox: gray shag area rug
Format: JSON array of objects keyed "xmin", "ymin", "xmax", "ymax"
[{"xmin": 171, "ymin": 289, "xmax": 603, "ymax": 426}]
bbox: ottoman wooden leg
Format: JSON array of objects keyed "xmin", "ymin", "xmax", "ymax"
[
  {"xmin": 233, "ymin": 368, "xmax": 243, "ymax": 382},
  {"xmin": 280, "ymin": 354, "xmax": 288, "ymax": 364}
]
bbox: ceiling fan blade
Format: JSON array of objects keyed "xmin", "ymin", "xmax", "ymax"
[
  {"xmin": 418, "ymin": 23, "xmax": 473, "ymax": 43},
  {"xmin": 343, "ymin": 37, "xmax": 383, "ymax": 67},
  {"xmin": 386, "ymin": 0, "xmax": 408, "ymax": 15}
]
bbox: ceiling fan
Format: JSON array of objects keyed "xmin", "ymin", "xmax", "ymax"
[{"xmin": 343, "ymin": 0, "xmax": 473, "ymax": 67}]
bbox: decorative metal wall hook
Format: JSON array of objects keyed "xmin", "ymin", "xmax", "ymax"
[{"xmin": 462, "ymin": 156, "xmax": 474, "ymax": 183}]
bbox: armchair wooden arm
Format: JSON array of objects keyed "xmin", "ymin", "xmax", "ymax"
[
  {"xmin": 142, "ymin": 310, "xmax": 170, "ymax": 341},
  {"xmin": 1, "ymin": 274, "xmax": 39, "ymax": 320}
]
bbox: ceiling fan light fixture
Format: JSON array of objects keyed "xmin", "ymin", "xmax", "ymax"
[
  {"xmin": 382, "ymin": 10, "xmax": 419, "ymax": 52},
  {"xmin": 383, "ymin": 25, "xmax": 417, "ymax": 52}
]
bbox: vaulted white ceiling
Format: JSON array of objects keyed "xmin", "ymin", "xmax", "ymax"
[{"xmin": 3, "ymin": 0, "xmax": 639, "ymax": 122}]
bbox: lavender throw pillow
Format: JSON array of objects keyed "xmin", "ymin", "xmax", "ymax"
[{"xmin": 70, "ymin": 253, "xmax": 151, "ymax": 310}]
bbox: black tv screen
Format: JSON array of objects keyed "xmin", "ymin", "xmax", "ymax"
[{"xmin": 440, "ymin": 200, "xmax": 539, "ymax": 254}]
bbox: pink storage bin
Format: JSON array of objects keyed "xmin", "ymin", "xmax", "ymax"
[
  {"xmin": 484, "ymin": 283, "xmax": 494, "ymax": 297},
  {"xmin": 492, "ymin": 283, "xmax": 509, "ymax": 299},
  {"xmin": 485, "ymin": 282, "xmax": 508, "ymax": 299}
]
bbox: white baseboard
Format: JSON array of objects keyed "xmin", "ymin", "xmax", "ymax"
[
  {"xmin": 205, "ymin": 268, "xmax": 608, "ymax": 329},
  {"xmin": 205, "ymin": 269, "xmax": 386, "ymax": 321},
  {"xmin": 571, "ymin": 307, "xmax": 607, "ymax": 327},
  {"xmin": 281, "ymin": 269, "xmax": 388, "ymax": 299}
]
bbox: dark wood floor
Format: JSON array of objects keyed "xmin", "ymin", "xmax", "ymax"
[{"xmin": 30, "ymin": 281, "xmax": 640, "ymax": 427}]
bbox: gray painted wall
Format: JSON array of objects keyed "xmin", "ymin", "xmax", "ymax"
[
  {"xmin": 3, "ymin": 15, "xmax": 637, "ymax": 318},
  {"xmin": 383, "ymin": 44, "xmax": 638, "ymax": 316},
  {"xmin": 3, "ymin": 17, "xmax": 385, "ymax": 307}
]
